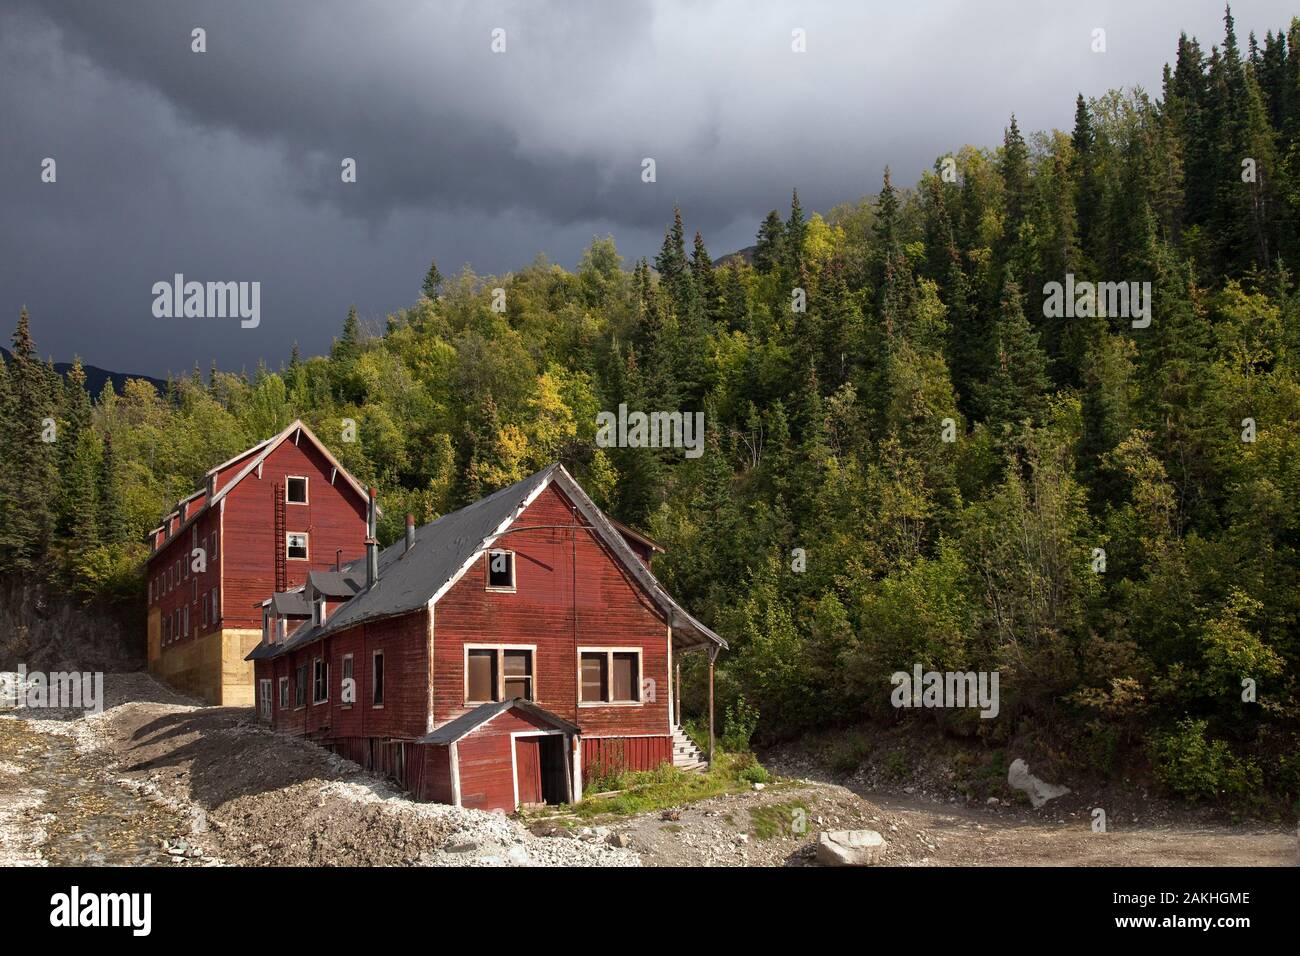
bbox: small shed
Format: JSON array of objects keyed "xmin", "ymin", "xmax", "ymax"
[{"xmin": 416, "ymin": 699, "xmax": 582, "ymax": 812}]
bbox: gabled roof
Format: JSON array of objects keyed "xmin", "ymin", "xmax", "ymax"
[
  {"xmin": 270, "ymin": 591, "xmax": 311, "ymax": 617},
  {"xmin": 245, "ymin": 463, "xmax": 725, "ymax": 663},
  {"xmin": 146, "ymin": 419, "xmax": 370, "ymax": 557},
  {"xmin": 417, "ymin": 699, "xmax": 580, "ymax": 746},
  {"xmin": 307, "ymin": 570, "xmax": 364, "ymax": 600}
]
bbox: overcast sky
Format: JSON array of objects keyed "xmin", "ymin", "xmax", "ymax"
[{"xmin": 2, "ymin": 0, "xmax": 1294, "ymax": 377}]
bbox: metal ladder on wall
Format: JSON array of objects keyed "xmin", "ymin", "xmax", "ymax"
[{"xmin": 274, "ymin": 482, "xmax": 286, "ymax": 592}]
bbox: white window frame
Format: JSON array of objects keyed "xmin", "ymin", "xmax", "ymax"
[
  {"xmin": 312, "ymin": 657, "xmax": 329, "ymax": 705},
  {"xmin": 285, "ymin": 475, "xmax": 310, "ymax": 505},
  {"xmin": 371, "ymin": 650, "xmax": 385, "ymax": 708},
  {"xmin": 286, "ymin": 532, "xmax": 309, "ymax": 561},
  {"xmin": 259, "ymin": 679, "xmax": 272, "ymax": 720},
  {"xmin": 278, "ymin": 676, "xmax": 289, "ymax": 710},
  {"xmin": 294, "ymin": 664, "xmax": 307, "ymax": 709},
  {"xmin": 578, "ymin": 647, "xmax": 644, "ymax": 707},
  {"xmin": 485, "ymin": 549, "xmax": 516, "ymax": 592},
  {"xmin": 463, "ymin": 643, "xmax": 536, "ymax": 704}
]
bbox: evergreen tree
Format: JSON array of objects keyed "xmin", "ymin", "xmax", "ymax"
[
  {"xmin": 753, "ymin": 210, "xmax": 786, "ymax": 274},
  {"xmin": 421, "ymin": 259, "xmax": 444, "ymax": 300},
  {"xmin": 975, "ymin": 275, "xmax": 1052, "ymax": 432},
  {"xmin": 0, "ymin": 309, "xmax": 55, "ymax": 572},
  {"xmin": 97, "ymin": 431, "xmax": 127, "ymax": 545}
]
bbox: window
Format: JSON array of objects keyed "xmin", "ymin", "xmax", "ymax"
[
  {"xmin": 259, "ymin": 679, "xmax": 272, "ymax": 720},
  {"xmin": 313, "ymin": 658, "xmax": 329, "ymax": 704},
  {"xmin": 182, "ymin": 605, "xmax": 189, "ymax": 637},
  {"xmin": 203, "ymin": 593, "xmax": 210, "ymax": 628},
  {"xmin": 294, "ymin": 664, "xmax": 307, "ymax": 708},
  {"xmin": 211, "ymin": 586, "xmax": 219, "ymax": 624},
  {"xmin": 372, "ymin": 651, "xmax": 384, "ymax": 707},
  {"xmin": 173, "ymin": 609, "xmax": 180, "ymax": 641},
  {"xmin": 465, "ymin": 646, "xmax": 533, "ymax": 703},
  {"xmin": 211, "ymin": 532, "xmax": 218, "ymax": 561},
  {"xmin": 287, "ymin": 532, "xmax": 309, "ymax": 560},
  {"xmin": 261, "ymin": 608, "xmax": 272, "ymax": 643},
  {"xmin": 163, "ymin": 616, "xmax": 170, "ymax": 643},
  {"xmin": 341, "ymin": 654, "xmax": 354, "ymax": 707},
  {"xmin": 191, "ymin": 579, "xmax": 197, "ymax": 602},
  {"xmin": 579, "ymin": 649, "xmax": 643, "ymax": 704},
  {"xmin": 286, "ymin": 476, "xmax": 309, "ymax": 504},
  {"xmin": 486, "ymin": 550, "xmax": 515, "ymax": 590},
  {"xmin": 278, "ymin": 677, "xmax": 289, "ymax": 709}
]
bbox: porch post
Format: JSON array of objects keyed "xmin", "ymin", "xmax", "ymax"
[
  {"xmin": 707, "ymin": 643, "xmax": 719, "ymax": 765},
  {"xmin": 571, "ymin": 734, "xmax": 583, "ymax": 803},
  {"xmin": 675, "ymin": 659, "xmax": 681, "ymax": 727}
]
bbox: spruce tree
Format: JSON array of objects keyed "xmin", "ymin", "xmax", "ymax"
[
  {"xmin": 975, "ymin": 276, "xmax": 1052, "ymax": 432},
  {"xmin": 0, "ymin": 309, "xmax": 55, "ymax": 572},
  {"xmin": 422, "ymin": 259, "xmax": 444, "ymax": 300},
  {"xmin": 753, "ymin": 210, "xmax": 786, "ymax": 274},
  {"xmin": 999, "ymin": 115, "xmax": 1031, "ymax": 240},
  {"xmin": 97, "ymin": 431, "xmax": 127, "ymax": 545}
]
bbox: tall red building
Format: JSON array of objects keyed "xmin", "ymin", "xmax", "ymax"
[{"xmin": 145, "ymin": 420, "xmax": 369, "ymax": 704}]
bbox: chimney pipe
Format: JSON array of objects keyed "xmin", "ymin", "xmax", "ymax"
[
  {"xmin": 405, "ymin": 513, "xmax": 415, "ymax": 553},
  {"xmin": 365, "ymin": 487, "xmax": 379, "ymax": 587},
  {"xmin": 335, "ymin": 548, "xmax": 343, "ymax": 573}
]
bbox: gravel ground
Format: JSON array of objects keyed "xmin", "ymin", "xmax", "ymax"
[
  {"xmin": 4, "ymin": 672, "xmax": 1295, "ymax": 867},
  {"xmin": 2, "ymin": 673, "xmax": 636, "ymax": 867}
]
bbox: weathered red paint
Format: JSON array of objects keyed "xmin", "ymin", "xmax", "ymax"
[
  {"xmin": 255, "ymin": 478, "xmax": 695, "ymax": 812},
  {"xmin": 147, "ymin": 427, "xmax": 368, "ymax": 649}
]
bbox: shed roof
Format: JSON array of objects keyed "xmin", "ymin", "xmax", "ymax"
[{"xmin": 417, "ymin": 699, "xmax": 580, "ymax": 746}]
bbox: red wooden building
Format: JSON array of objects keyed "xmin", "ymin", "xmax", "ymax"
[
  {"xmin": 145, "ymin": 420, "xmax": 370, "ymax": 704},
  {"xmin": 247, "ymin": 464, "xmax": 725, "ymax": 812}
]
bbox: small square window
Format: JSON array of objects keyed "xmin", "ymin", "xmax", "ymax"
[
  {"xmin": 286, "ymin": 477, "xmax": 308, "ymax": 504},
  {"xmin": 487, "ymin": 550, "xmax": 514, "ymax": 590},
  {"xmin": 287, "ymin": 533, "xmax": 308, "ymax": 560}
]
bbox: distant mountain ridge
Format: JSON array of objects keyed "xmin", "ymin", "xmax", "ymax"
[{"xmin": 0, "ymin": 346, "xmax": 166, "ymax": 398}]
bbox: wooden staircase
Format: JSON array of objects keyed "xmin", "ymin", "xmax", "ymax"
[{"xmin": 672, "ymin": 725, "xmax": 707, "ymax": 772}]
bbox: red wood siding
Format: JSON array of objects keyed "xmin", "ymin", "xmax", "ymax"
[
  {"xmin": 453, "ymin": 708, "xmax": 561, "ymax": 812},
  {"xmin": 582, "ymin": 736, "xmax": 672, "ymax": 781},
  {"xmin": 265, "ymin": 609, "xmax": 430, "ymax": 743},
  {"xmin": 148, "ymin": 506, "xmax": 222, "ymax": 649},
  {"xmin": 221, "ymin": 437, "xmax": 367, "ymax": 629},
  {"xmin": 432, "ymin": 483, "xmax": 672, "ymax": 741}
]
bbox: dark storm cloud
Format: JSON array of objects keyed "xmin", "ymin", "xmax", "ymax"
[{"xmin": 1, "ymin": 0, "xmax": 1295, "ymax": 375}]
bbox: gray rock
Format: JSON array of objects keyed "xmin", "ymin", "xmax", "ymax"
[
  {"xmin": 816, "ymin": 830, "xmax": 886, "ymax": 867},
  {"xmin": 1007, "ymin": 758, "xmax": 1070, "ymax": 809}
]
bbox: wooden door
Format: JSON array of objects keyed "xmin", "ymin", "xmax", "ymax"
[{"xmin": 515, "ymin": 737, "xmax": 543, "ymax": 806}]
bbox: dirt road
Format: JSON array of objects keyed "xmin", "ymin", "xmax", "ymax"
[{"xmin": 2, "ymin": 673, "xmax": 1294, "ymax": 867}]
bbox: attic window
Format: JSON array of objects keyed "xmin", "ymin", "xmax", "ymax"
[
  {"xmin": 286, "ymin": 476, "xmax": 308, "ymax": 504},
  {"xmin": 487, "ymin": 550, "xmax": 515, "ymax": 590}
]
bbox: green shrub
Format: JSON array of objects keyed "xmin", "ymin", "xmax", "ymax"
[
  {"xmin": 738, "ymin": 762, "xmax": 770, "ymax": 785},
  {"xmin": 721, "ymin": 695, "xmax": 760, "ymax": 753},
  {"xmin": 1148, "ymin": 717, "xmax": 1260, "ymax": 802}
]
